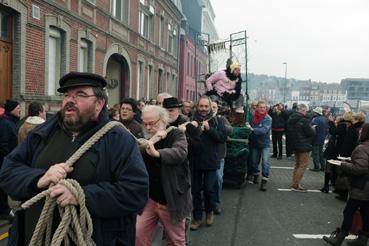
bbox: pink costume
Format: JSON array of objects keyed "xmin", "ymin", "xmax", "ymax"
[{"xmin": 206, "ymin": 70, "xmax": 239, "ymax": 96}]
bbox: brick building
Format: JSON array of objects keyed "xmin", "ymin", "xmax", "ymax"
[
  {"xmin": 178, "ymin": 32, "xmax": 207, "ymax": 101},
  {"xmin": 0, "ymin": 0, "xmax": 182, "ymax": 113}
]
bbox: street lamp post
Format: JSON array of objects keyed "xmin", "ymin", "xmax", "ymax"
[
  {"xmin": 282, "ymin": 62, "xmax": 287, "ymax": 102},
  {"xmin": 194, "ymin": 32, "xmax": 210, "ymax": 102}
]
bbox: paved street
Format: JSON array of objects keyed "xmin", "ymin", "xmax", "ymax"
[
  {"xmin": 0, "ymin": 156, "xmax": 347, "ymax": 245},
  {"xmin": 189, "ymin": 156, "xmax": 346, "ymax": 246}
]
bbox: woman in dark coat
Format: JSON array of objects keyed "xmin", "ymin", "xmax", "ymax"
[
  {"xmin": 335, "ymin": 112, "xmax": 365, "ymax": 201},
  {"xmin": 320, "ymin": 114, "xmax": 351, "ymax": 193},
  {"xmin": 323, "ymin": 123, "xmax": 369, "ymax": 246}
]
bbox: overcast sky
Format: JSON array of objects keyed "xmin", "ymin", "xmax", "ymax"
[{"xmin": 211, "ymin": 0, "xmax": 369, "ymax": 83}]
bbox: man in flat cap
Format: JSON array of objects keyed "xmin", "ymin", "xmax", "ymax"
[
  {"xmin": 0, "ymin": 99, "xmax": 21, "ymax": 219},
  {"xmin": 0, "ymin": 72, "xmax": 149, "ymax": 245}
]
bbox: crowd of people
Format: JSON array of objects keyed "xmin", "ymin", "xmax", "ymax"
[
  {"xmin": 265, "ymin": 101, "xmax": 369, "ymax": 246},
  {"xmin": 0, "ymin": 71, "xmax": 368, "ymax": 246}
]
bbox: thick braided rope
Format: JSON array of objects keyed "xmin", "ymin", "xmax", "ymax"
[{"xmin": 22, "ymin": 121, "xmax": 124, "ymax": 246}]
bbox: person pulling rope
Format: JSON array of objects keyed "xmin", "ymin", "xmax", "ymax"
[{"xmin": 15, "ymin": 121, "xmax": 176, "ymax": 246}]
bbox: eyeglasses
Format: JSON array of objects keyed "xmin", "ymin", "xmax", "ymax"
[
  {"xmin": 142, "ymin": 119, "xmax": 160, "ymax": 128},
  {"xmin": 62, "ymin": 93, "xmax": 96, "ymax": 101}
]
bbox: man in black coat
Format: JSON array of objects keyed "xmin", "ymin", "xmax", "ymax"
[
  {"xmin": 0, "ymin": 99, "xmax": 21, "ymax": 218},
  {"xmin": 287, "ymin": 104, "xmax": 315, "ymax": 192},
  {"xmin": 187, "ymin": 96, "xmax": 227, "ymax": 230},
  {"xmin": 0, "ymin": 72, "xmax": 149, "ymax": 245},
  {"xmin": 269, "ymin": 103, "xmax": 287, "ymax": 159},
  {"xmin": 120, "ymin": 97, "xmax": 144, "ymax": 138}
]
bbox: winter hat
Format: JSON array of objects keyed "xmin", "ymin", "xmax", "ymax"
[
  {"xmin": 4, "ymin": 100, "xmax": 19, "ymax": 113},
  {"xmin": 313, "ymin": 107, "xmax": 323, "ymax": 115},
  {"xmin": 230, "ymin": 63, "xmax": 241, "ymax": 73}
]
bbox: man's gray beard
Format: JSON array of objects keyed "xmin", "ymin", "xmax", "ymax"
[
  {"xmin": 143, "ymin": 131, "xmax": 153, "ymax": 140},
  {"xmin": 168, "ymin": 116, "xmax": 176, "ymax": 123}
]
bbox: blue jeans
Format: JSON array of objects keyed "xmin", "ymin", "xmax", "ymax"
[
  {"xmin": 312, "ymin": 144, "xmax": 325, "ymax": 169},
  {"xmin": 248, "ymin": 147, "xmax": 270, "ymax": 178},
  {"xmin": 215, "ymin": 159, "xmax": 224, "ymax": 206},
  {"xmin": 192, "ymin": 169, "xmax": 218, "ymax": 221}
]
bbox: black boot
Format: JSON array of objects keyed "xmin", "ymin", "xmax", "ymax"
[
  {"xmin": 335, "ymin": 192, "xmax": 348, "ymax": 201},
  {"xmin": 323, "ymin": 228, "xmax": 348, "ymax": 246},
  {"xmin": 260, "ymin": 179, "xmax": 267, "ymax": 192},
  {"xmin": 347, "ymin": 231, "xmax": 369, "ymax": 246},
  {"xmin": 253, "ymin": 175, "xmax": 259, "ymax": 184},
  {"xmin": 320, "ymin": 172, "xmax": 330, "ymax": 193}
]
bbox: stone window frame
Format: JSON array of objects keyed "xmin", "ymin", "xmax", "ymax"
[
  {"xmin": 157, "ymin": 65, "xmax": 164, "ymax": 94},
  {"xmin": 167, "ymin": 22, "xmax": 173, "ymax": 54},
  {"xmin": 3, "ymin": 1, "xmax": 27, "ymax": 101},
  {"xmin": 138, "ymin": 2, "xmax": 154, "ymax": 40},
  {"xmin": 111, "ymin": 0, "xmax": 129, "ymax": 24},
  {"xmin": 166, "ymin": 71, "xmax": 170, "ymax": 92},
  {"xmin": 44, "ymin": 15, "xmax": 70, "ymax": 97},
  {"xmin": 146, "ymin": 61, "xmax": 153, "ymax": 100},
  {"xmin": 136, "ymin": 55, "xmax": 145, "ymax": 100},
  {"xmin": 159, "ymin": 13, "xmax": 165, "ymax": 49},
  {"xmin": 77, "ymin": 29, "xmax": 96, "ymax": 73}
]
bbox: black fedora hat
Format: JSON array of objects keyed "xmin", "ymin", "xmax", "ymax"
[
  {"xmin": 57, "ymin": 72, "xmax": 107, "ymax": 93},
  {"xmin": 163, "ymin": 97, "xmax": 183, "ymax": 109}
]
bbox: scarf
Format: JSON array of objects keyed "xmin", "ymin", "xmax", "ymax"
[
  {"xmin": 252, "ymin": 111, "xmax": 267, "ymax": 126},
  {"xmin": 192, "ymin": 110, "xmax": 213, "ymax": 122}
]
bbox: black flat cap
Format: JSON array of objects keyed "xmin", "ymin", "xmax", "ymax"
[
  {"xmin": 163, "ymin": 97, "xmax": 183, "ymax": 109},
  {"xmin": 57, "ymin": 72, "xmax": 107, "ymax": 93}
]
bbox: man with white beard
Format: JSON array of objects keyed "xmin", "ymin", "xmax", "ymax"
[
  {"xmin": 162, "ymin": 97, "xmax": 189, "ymax": 127},
  {"xmin": 136, "ymin": 105, "xmax": 192, "ymax": 246}
]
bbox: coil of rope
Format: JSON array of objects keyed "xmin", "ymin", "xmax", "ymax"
[{"xmin": 17, "ymin": 121, "xmax": 177, "ymax": 246}]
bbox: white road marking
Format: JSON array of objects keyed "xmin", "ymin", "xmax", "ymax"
[
  {"xmin": 271, "ymin": 166, "xmax": 294, "ymax": 169},
  {"xmin": 278, "ymin": 189, "xmax": 331, "ymax": 193},
  {"xmin": 293, "ymin": 234, "xmax": 357, "ymax": 240}
]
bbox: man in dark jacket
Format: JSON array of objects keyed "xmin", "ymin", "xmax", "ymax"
[
  {"xmin": 136, "ymin": 105, "xmax": 192, "ymax": 245},
  {"xmin": 120, "ymin": 97, "xmax": 144, "ymax": 138},
  {"xmin": 311, "ymin": 107, "xmax": 329, "ymax": 171},
  {"xmin": 211, "ymin": 101, "xmax": 232, "ymax": 214},
  {"xmin": 269, "ymin": 103, "xmax": 287, "ymax": 159},
  {"xmin": 0, "ymin": 99, "xmax": 21, "ymax": 218},
  {"xmin": 188, "ymin": 96, "xmax": 227, "ymax": 230},
  {"xmin": 0, "ymin": 72, "xmax": 149, "ymax": 245},
  {"xmin": 284, "ymin": 102, "xmax": 298, "ymax": 158},
  {"xmin": 287, "ymin": 104, "xmax": 315, "ymax": 192}
]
